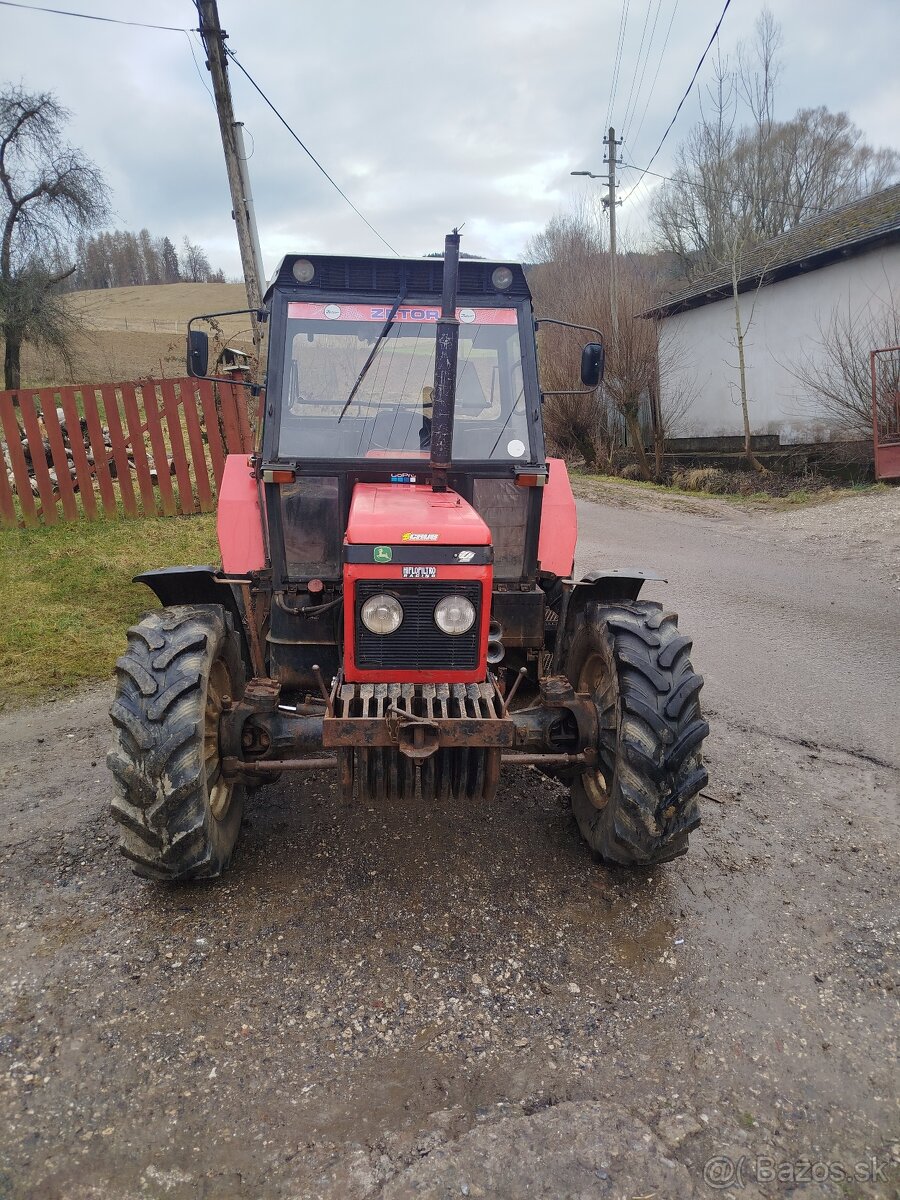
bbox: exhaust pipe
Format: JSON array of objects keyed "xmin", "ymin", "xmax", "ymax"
[
  {"xmin": 487, "ymin": 619, "xmax": 505, "ymax": 665},
  {"xmin": 430, "ymin": 229, "xmax": 461, "ymax": 493}
]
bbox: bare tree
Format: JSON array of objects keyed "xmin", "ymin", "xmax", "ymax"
[
  {"xmin": 0, "ymin": 86, "xmax": 109, "ymax": 389},
  {"xmin": 527, "ymin": 207, "xmax": 690, "ymax": 479},
  {"xmin": 181, "ymin": 236, "xmax": 212, "ymax": 283},
  {"xmin": 787, "ymin": 286, "xmax": 900, "ymax": 434},
  {"xmin": 651, "ymin": 11, "xmax": 898, "ymax": 280},
  {"xmin": 722, "ymin": 226, "xmax": 785, "ymax": 472}
]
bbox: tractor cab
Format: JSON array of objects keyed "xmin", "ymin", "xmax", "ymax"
[
  {"xmin": 253, "ymin": 251, "xmax": 560, "ymax": 696},
  {"xmin": 262, "ymin": 253, "xmax": 549, "ymax": 590},
  {"xmin": 108, "ymin": 234, "xmax": 708, "ymax": 883}
]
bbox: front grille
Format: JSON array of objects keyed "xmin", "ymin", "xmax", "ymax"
[{"xmin": 355, "ymin": 581, "xmax": 481, "ymax": 671}]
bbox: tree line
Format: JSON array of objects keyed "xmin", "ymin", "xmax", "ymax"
[{"xmin": 68, "ymin": 229, "xmax": 228, "ymax": 291}]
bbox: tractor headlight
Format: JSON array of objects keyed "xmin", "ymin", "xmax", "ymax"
[
  {"xmin": 292, "ymin": 258, "xmax": 315, "ymax": 283},
  {"xmin": 491, "ymin": 266, "xmax": 513, "ymax": 290},
  {"xmin": 434, "ymin": 595, "xmax": 477, "ymax": 636},
  {"xmin": 360, "ymin": 593, "xmax": 403, "ymax": 635}
]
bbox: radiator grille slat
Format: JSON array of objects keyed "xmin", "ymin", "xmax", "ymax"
[{"xmin": 355, "ymin": 581, "xmax": 480, "ymax": 670}]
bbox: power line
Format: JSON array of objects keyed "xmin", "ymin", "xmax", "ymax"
[
  {"xmin": 627, "ymin": 0, "xmax": 679, "ymax": 156},
  {"xmin": 605, "ymin": 0, "xmax": 631, "ymax": 133},
  {"xmin": 618, "ymin": 159, "xmax": 826, "ymax": 216},
  {"xmin": 184, "ymin": 30, "xmax": 215, "ymax": 104},
  {"xmin": 621, "ymin": 0, "xmax": 733, "ymax": 203},
  {"xmin": 2, "ymin": 0, "xmax": 400, "ymax": 258},
  {"xmin": 620, "ymin": 0, "xmax": 658, "ymax": 139},
  {"xmin": 224, "ymin": 47, "xmax": 400, "ymax": 257},
  {"xmin": 0, "ymin": 0, "xmax": 187, "ymax": 31}
]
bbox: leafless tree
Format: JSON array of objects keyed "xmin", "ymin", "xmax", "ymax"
[
  {"xmin": 527, "ymin": 207, "xmax": 690, "ymax": 479},
  {"xmin": 721, "ymin": 226, "xmax": 786, "ymax": 472},
  {"xmin": 650, "ymin": 11, "xmax": 898, "ymax": 280},
  {"xmin": 0, "ymin": 86, "xmax": 109, "ymax": 389},
  {"xmin": 181, "ymin": 236, "xmax": 212, "ymax": 283},
  {"xmin": 787, "ymin": 285, "xmax": 900, "ymax": 434}
]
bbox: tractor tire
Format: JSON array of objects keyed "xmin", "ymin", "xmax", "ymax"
[
  {"xmin": 565, "ymin": 600, "xmax": 708, "ymax": 867},
  {"xmin": 107, "ymin": 604, "xmax": 246, "ymax": 881}
]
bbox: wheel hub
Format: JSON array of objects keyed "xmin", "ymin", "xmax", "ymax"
[
  {"xmin": 205, "ymin": 658, "xmax": 234, "ymax": 821},
  {"xmin": 577, "ymin": 648, "xmax": 619, "ymax": 810}
]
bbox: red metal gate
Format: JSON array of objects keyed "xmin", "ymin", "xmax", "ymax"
[
  {"xmin": 0, "ymin": 377, "xmax": 255, "ymax": 527},
  {"xmin": 871, "ymin": 346, "xmax": 900, "ymax": 481}
]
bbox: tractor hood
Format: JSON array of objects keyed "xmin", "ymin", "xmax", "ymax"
[{"xmin": 345, "ymin": 483, "xmax": 491, "ymax": 548}]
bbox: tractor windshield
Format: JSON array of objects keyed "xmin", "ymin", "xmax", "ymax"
[{"xmin": 278, "ymin": 302, "xmax": 531, "ymax": 461}]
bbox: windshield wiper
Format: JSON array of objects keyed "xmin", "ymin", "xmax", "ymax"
[{"xmin": 336, "ymin": 291, "xmax": 407, "ymax": 422}]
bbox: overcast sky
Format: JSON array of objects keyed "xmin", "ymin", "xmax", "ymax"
[{"xmin": 1, "ymin": 0, "xmax": 898, "ymax": 279}]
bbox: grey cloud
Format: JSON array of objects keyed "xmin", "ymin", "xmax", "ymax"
[{"xmin": 1, "ymin": 0, "xmax": 897, "ymax": 276}]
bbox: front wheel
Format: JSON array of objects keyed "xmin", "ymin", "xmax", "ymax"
[
  {"xmin": 566, "ymin": 600, "xmax": 708, "ymax": 867},
  {"xmin": 107, "ymin": 604, "xmax": 246, "ymax": 880}
]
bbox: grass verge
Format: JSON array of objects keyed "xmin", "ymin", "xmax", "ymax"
[
  {"xmin": 574, "ymin": 472, "xmax": 888, "ymax": 510},
  {"xmin": 0, "ymin": 513, "xmax": 219, "ymax": 706}
]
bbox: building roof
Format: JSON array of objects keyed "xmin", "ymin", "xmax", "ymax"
[{"xmin": 645, "ymin": 183, "xmax": 900, "ymax": 318}]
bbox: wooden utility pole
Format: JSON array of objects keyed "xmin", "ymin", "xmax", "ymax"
[
  {"xmin": 603, "ymin": 126, "xmax": 622, "ymax": 341},
  {"xmin": 196, "ymin": 0, "xmax": 265, "ymax": 326}
]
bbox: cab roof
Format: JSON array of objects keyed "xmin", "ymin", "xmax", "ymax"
[{"xmin": 265, "ymin": 253, "xmax": 531, "ymax": 303}]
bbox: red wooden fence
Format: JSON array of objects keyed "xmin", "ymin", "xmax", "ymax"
[{"xmin": 0, "ymin": 378, "xmax": 255, "ymax": 528}]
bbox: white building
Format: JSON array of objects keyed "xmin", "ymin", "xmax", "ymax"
[{"xmin": 647, "ymin": 185, "xmax": 900, "ymax": 444}]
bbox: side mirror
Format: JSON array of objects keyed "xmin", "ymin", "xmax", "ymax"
[
  {"xmin": 581, "ymin": 342, "xmax": 605, "ymax": 387},
  {"xmin": 187, "ymin": 329, "xmax": 209, "ymax": 378}
]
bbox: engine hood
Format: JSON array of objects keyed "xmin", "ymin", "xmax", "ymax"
[{"xmin": 345, "ymin": 484, "xmax": 491, "ymax": 548}]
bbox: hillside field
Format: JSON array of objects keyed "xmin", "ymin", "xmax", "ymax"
[
  {"xmin": 9, "ymin": 283, "xmax": 253, "ymax": 388},
  {"xmin": 66, "ymin": 282, "xmax": 247, "ymax": 332}
]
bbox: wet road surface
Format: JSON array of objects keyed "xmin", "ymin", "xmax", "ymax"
[{"xmin": 0, "ymin": 486, "xmax": 897, "ymax": 1198}]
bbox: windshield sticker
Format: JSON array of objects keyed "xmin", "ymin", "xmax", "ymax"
[
  {"xmin": 402, "ymin": 532, "xmax": 439, "ymax": 542},
  {"xmin": 287, "ymin": 302, "xmax": 517, "ymax": 325},
  {"xmin": 507, "ymin": 438, "xmax": 526, "ymax": 457},
  {"xmin": 373, "ymin": 546, "xmax": 392, "ymax": 563},
  {"xmin": 402, "ymin": 566, "xmax": 437, "ymax": 579}
]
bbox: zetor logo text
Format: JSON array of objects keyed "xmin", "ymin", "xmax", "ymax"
[
  {"xmin": 371, "ymin": 307, "xmax": 440, "ymax": 321},
  {"xmin": 401, "ymin": 532, "xmax": 439, "ymax": 542}
]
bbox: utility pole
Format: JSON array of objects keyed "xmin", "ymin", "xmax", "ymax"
[
  {"xmin": 196, "ymin": 0, "xmax": 265, "ymax": 334},
  {"xmin": 603, "ymin": 126, "xmax": 622, "ymax": 342}
]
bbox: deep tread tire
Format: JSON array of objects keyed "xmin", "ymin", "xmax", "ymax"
[
  {"xmin": 566, "ymin": 600, "xmax": 709, "ymax": 867},
  {"xmin": 107, "ymin": 604, "xmax": 246, "ymax": 881}
]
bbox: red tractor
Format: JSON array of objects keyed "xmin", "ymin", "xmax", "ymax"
[{"xmin": 108, "ymin": 233, "xmax": 708, "ymax": 880}]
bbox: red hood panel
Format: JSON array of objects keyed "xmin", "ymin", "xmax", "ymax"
[{"xmin": 346, "ymin": 484, "xmax": 491, "ymax": 546}]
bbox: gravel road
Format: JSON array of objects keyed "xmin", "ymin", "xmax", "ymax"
[{"xmin": 1, "ymin": 486, "xmax": 897, "ymax": 1199}]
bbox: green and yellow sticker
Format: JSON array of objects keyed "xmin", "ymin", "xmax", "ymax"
[{"xmin": 374, "ymin": 545, "xmax": 392, "ymax": 563}]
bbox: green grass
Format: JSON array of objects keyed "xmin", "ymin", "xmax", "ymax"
[
  {"xmin": 0, "ymin": 512, "xmax": 219, "ymax": 706},
  {"xmin": 575, "ymin": 472, "xmax": 889, "ymax": 508},
  {"xmin": 575, "ymin": 471, "xmax": 768, "ymax": 504}
]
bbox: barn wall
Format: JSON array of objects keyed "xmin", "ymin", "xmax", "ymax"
[{"xmin": 661, "ymin": 242, "xmax": 900, "ymax": 442}]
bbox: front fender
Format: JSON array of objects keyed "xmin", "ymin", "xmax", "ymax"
[
  {"xmin": 134, "ymin": 566, "xmax": 251, "ymax": 668},
  {"xmin": 573, "ymin": 567, "xmax": 666, "ymax": 605}
]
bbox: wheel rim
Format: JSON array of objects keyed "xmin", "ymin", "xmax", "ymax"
[
  {"xmin": 577, "ymin": 647, "xmax": 619, "ymax": 811},
  {"xmin": 204, "ymin": 658, "xmax": 233, "ymax": 821}
]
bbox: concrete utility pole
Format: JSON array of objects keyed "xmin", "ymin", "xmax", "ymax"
[
  {"xmin": 603, "ymin": 126, "xmax": 622, "ymax": 341},
  {"xmin": 196, "ymin": 0, "xmax": 265, "ymax": 330}
]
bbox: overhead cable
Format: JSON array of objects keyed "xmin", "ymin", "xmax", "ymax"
[
  {"xmin": 618, "ymin": 159, "xmax": 825, "ymax": 216},
  {"xmin": 605, "ymin": 0, "xmax": 631, "ymax": 132},
  {"xmin": 0, "ymin": 0, "xmax": 186, "ymax": 31},
  {"xmin": 620, "ymin": 0, "xmax": 659, "ymax": 140},
  {"xmin": 627, "ymin": 0, "xmax": 679, "ymax": 157},
  {"xmin": 621, "ymin": 0, "xmax": 733, "ymax": 203},
  {"xmin": 224, "ymin": 47, "xmax": 400, "ymax": 257}
]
